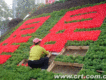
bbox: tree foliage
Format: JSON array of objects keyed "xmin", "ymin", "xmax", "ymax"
[
  {"xmin": 0, "ymin": 0, "xmax": 13, "ymax": 28},
  {"xmin": 16, "ymin": 0, "xmax": 35, "ymax": 19}
]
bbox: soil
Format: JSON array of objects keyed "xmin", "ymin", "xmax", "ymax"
[
  {"xmin": 49, "ymin": 55, "xmax": 56, "ymax": 65},
  {"xmin": 63, "ymin": 49, "xmax": 87, "ymax": 56},
  {"xmin": 52, "ymin": 65, "xmax": 82, "ymax": 75}
]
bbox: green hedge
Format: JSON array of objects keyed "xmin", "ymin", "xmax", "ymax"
[{"xmin": 55, "ymin": 55, "xmax": 84, "ymax": 64}]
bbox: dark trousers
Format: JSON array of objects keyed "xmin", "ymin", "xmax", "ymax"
[{"xmin": 28, "ymin": 57, "xmax": 49, "ymax": 69}]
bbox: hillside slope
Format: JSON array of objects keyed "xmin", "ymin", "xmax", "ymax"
[{"xmin": 0, "ymin": 1, "xmax": 106, "ymax": 80}]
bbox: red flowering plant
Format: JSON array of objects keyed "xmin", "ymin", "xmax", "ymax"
[
  {"xmin": 17, "ymin": 63, "xmax": 28, "ymax": 66},
  {"xmin": 21, "ymin": 63, "xmax": 28, "ymax": 66},
  {"xmin": 40, "ymin": 3, "xmax": 106, "ymax": 53},
  {"xmin": 0, "ymin": 55, "xmax": 11, "ymax": 64}
]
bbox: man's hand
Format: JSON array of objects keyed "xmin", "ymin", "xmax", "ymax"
[{"xmin": 47, "ymin": 52, "xmax": 52, "ymax": 58}]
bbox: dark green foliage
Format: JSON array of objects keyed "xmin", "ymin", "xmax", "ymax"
[
  {"xmin": 2, "ymin": 43, "xmax": 8, "ymax": 45},
  {"xmin": 74, "ymin": 27, "xmax": 100, "ymax": 32},
  {"xmin": 44, "ymin": 41, "xmax": 56, "ymax": 45},
  {"xmin": 55, "ymin": 55, "xmax": 84, "ymax": 63},
  {"xmin": 70, "ymin": 11, "xmax": 96, "ymax": 17},
  {"xmin": 65, "ymin": 18, "xmax": 92, "ymax": 23},
  {"xmin": 26, "ymin": 21, "xmax": 40, "ymax": 25},
  {"xmin": 56, "ymin": 29, "xmax": 65, "ymax": 34}
]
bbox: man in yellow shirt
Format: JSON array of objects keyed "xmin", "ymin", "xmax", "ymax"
[{"xmin": 28, "ymin": 38, "xmax": 49, "ymax": 69}]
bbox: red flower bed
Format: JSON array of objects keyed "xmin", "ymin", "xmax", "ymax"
[
  {"xmin": 0, "ymin": 16, "xmax": 50, "ymax": 64},
  {"xmin": 40, "ymin": 3, "xmax": 106, "ymax": 52}
]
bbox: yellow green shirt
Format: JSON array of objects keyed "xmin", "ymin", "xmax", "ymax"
[{"xmin": 29, "ymin": 45, "xmax": 49, "ymax": 60}]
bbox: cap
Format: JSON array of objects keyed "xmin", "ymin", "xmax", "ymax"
[{"xmin": 33, "ymin": 38, "xmax": 42, "ymax": 43}]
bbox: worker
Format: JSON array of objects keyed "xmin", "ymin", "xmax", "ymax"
[{"xmin": 28, "ymin": 38, "xmax": 50, "ymax": 70}]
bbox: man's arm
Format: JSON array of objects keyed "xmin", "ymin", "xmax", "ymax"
[
  {"xmin": 42, "ymin": 48, "xmax": 52, "ymax": 57},
  {"xmin": 42, "ymin": 48, "xmax": 49, "ymax": 55}
]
